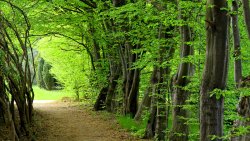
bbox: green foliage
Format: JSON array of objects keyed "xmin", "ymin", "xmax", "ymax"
[
  {"xmin": 37, "ymin": 58, "xmax": 45, "ymax": 88},
  {"xmin": 117, "ymin": 115, "xmax": 147, "ymax": 138},
  {"xmin": 34, "ymin": 37, "xmax": 93, "ymax": 100},
  {"xmin": 5, "ymin": 0, "xmax": 249, "ymax": 139},
  {"xmin": 36, "ymin": 57, "xmax": 56, "ymax": 90},
  {"xmin": 33, "ymin": 86, "xmax": 74, "ymax": 100},
  {"xmin": 42, "ymin": 62, "xmax": 55, "ymax": 90}
]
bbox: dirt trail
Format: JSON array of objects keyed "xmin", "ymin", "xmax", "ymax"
[{"xmin": 33, "ymin": 100, "xmax": 146, "ymax": 141}]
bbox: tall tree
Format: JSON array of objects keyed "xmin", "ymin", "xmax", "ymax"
[
  {"xmin": 242, "ymin": 0, "xmax": 250, "ymax": 39},
  {"xmin": 231, "ymin": 1, "xmax": 250, "ymax": 141},
  {"xmin": 170, "ymin": 0, "xmax": 194, "ymax": 140},
  {"xmin": 232, "ymin": 0, "xmax": 242, "ymax": 88},
  {"xmin": 200, "ymin": 0, "xmax": 229, "ymax": 141}
]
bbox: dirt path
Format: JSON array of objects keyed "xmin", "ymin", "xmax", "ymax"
[{"xmin": 33, "ymin": 100, "xmax": 146, "ymax": 141}]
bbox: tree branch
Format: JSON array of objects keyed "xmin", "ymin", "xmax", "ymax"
[{"xmin": 79, "ymin": 0, "xmax": 97, "ymax": 8}]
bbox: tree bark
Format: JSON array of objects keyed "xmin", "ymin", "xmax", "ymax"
[
  {"xmin": 242, "ymin": 0, "xmax": 250, "ymax": 39},
  {"xmin": 93, "ymin": 0, "xmax": 125, "ymax": 112},
  {"xmin": 144, "ymin": 24, "xmax": 175, "ymax": 140},
  {"xmin": 94, "ymin": 86, "xmax": 108, "ymax": 111},
  {"xmin": 0, "ymin": 67, "xmax": 18, "ymax": 141},
  {"xmin": 200, "ymin": 0, "xmax": 229, "ymax": 141},
  {"xmin": 233, "ymin": 76, "xmax": 250, "ymax": 141},
  {"xmin": 134, "ymin": 84, "xmax": 152, "ymax": 121},
  {"xmin": 231, "ymin": 1, "xmax": 250, "ymax": 141},
  {"xmin": 232, "ymin": 0, "xmax": 242, "ymax": 88},
  {"xmin": 106, "ymin": 65, "xmax": 121, "ymax": 112},
  {"xmin": 170, "ymin": 20, "xmax": 194, "ymax": 141},
  {"xmin": 121, "ymin": 43, "xmax": 140, "ymax": 117},
  {"xmin": 231, "ymin": 1, "xmax": 243, "ymax": 140},
  {"xmin": 144, "ymin": 68, "xmax": 158, "ymax": 139}
]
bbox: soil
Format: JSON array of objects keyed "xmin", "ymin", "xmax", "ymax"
[{"xmin": 33, "ymin": 100, "xmax": 148, "ymax": 141}]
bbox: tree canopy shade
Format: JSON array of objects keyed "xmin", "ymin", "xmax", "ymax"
[{"xmin": 1, "ymin": 0, "xmax": 250, "ymax": 140}]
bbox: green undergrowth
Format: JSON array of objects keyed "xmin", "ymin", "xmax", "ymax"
[
  {"xmin": 33, "ymin": 86, "xmax": 74, "ymax": 100},
  {"xmin": 117, "ymin": 115, "xmax": 147, "ymax": 138}
]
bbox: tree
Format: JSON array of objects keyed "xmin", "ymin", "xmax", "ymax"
[
  {"xmin": 143, "ymin": 1, "xmax": 177, "ymax": 140},
  {"xmin": 200, "ymin": 0, "xmax": 229, "ymax": 140},
  {"xmin": 242, "ymin": 0, "xmax": 250, "ymax": 39},
  {"xmin": 0, "ymin": 0, "xmax": 35, "ymax": 140},
  {"xmin": 170, "ymin": 0, "xmax": 194, "ymax": 140}
]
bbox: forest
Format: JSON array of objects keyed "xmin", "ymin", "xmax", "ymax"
[{"xmin": 0, "ymin": 0, "xmax": 250, "ymax": 141}]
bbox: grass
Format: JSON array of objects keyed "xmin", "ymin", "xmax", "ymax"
[
  {"xmin": 33, "ymin": 86, "xmax": 75, "ymax": 100},
  {"xmin": 117, "ymin": 115, "xmax": 147, "ymax": 138}
]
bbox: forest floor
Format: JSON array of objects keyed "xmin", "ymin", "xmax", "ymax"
[{"xmin": 33, "ymin": 100, "xmax": 148, "ymax": 141}]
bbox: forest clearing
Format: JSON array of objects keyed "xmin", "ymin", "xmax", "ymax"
[{"xmin": 1, "ymin": 0, "xmax": 250, "ymax": 141}]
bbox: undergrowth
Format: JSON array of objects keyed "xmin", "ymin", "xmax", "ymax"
[{"xmin": 117, "ymin": 115, "xmax": 147, "ymax": 138}]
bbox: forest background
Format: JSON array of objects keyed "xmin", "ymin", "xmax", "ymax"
[{"xmin": 1, "ymin": 0, "xmax": 250, "ymax": 141}]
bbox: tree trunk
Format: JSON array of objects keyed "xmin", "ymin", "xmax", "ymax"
[
  {"xmin": 121, "ymin": 43, "xmax": 140, "ymax": 117},
  {"xmin": 155, "ymin": 67, "xmax": 167, "ymax": 141},
  {"xmin": 144, "ymin": 68, "xmax": 158, "ymax": 138},
  {"xmin": 94, "ymin": 0, "xmax": 125, "ymax": 112},
  {"xmin": 94, "ymin": 86, "xmax": 109, "ymax": 111},
  {"xmin": 0, "ymin": 74, "xmax": 18, "ymax": 141},
  {"xmin": 170, "ymin": 22, "xmax": 194, "ymax": 141},
  {"xmin": 134, "ymin": 85, "xmax": 152, "ymax": 121},
  {"xmin": 123, "ymin": 67, "xmax": 140, "ymax": 117},
  {"xmin": 106, "ymin": 67, "xmax": 121, "ymax": 112},
  {"xmin": 231, "ymin": 1, "xmax": 250, "ymax": 141},
  {"xmin": 200, "ymin": 0, "xmax": 229, "ymax": 141},
  {"xmin": 143, "ymin": 22, "xmax": 175, "ymax": 140},
  {"xmin": 232, "ymin": 0, "xmax": 242, "ymax": 88},
  {"xmin": 234, "ymin": 76, "xmax": 250, "ymax": 141},
  {"xmin": 242, "ymin": 0, "xmax": 250, "ymax": 39}
]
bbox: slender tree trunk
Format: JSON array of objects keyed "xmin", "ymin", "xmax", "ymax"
[
  {"xmin": 122, "ymin": 43, "xmax": 140, "ymax": 117},
  {"xmin": 231, "ymin": 2, "xmax": 250, "ymax": 140},
  {"xmin": 155, "ymin": 24, "xmax": 169, "ymax": 141},
  {"xmin": 233, "ymin": 76, "xmax": 250, "ymax": 141},
  {"xmin": 0, "ymin": 74, "xmax": 18, "ymax": 140},
  {"xmin": 144, "ymin": 24, "xmax": 175, "ymax": 140},
  {"xmin": 170, "ymin": 21, "xmax": 194, "ymax": 141},
  {"xmin": 144, "ymin": 68, "xmax": 158, "ymax": 139},
  {"xmin": 200, "ymin": 1, "xmax": 229, "ymax": 141},
  {"xmin": 94, "ymin": 0, "xmax": 125, "ymax": 112},
  {"xmin": 242, "ymin": 0, "xmax": 250, "ymax": 39},
  {"xmin": 144, "ymin": 100, "xmax": 157, "ymax": 139},
  {"xmin": 134, "ymin": 84, "xmax": 152, "ymax": 121},
  {"xmin": 124, "ymin": 67, "xmax": 140, "ymax": 117},
  {"xmin": 106, "ymin": 65, "xmax": 121, "ymax": 112},
  {"xmin": 232, "ymin": 0, "xmax": 242, "ymax": 88},
  {"xmin": 155, "ymin": 67, "xmax": 166, "ymax": 141}
]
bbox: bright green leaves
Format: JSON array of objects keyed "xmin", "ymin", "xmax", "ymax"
[{"xmin": 35, "ymin": 37, "xmax": 91, "ymax": 98}]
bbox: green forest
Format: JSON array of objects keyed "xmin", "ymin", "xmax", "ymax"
[{"xmin": 1, "ymin": 0, "xmax": 250, "ymax": 141}]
